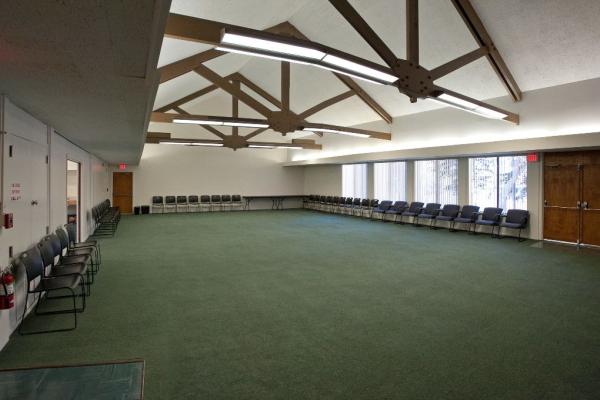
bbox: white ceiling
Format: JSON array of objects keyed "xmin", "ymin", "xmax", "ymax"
[
  {"xmin": 156, "ymin": 0, "xmax": 600, "ymax": 129},
  {"xmin": 0, "ymin": 0, "xmax": 169, "ymax": 164}
]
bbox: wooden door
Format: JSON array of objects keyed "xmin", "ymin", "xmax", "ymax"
[
  {"xmin": 112, "ymin": 172, "xmax": 133, "ymax": 214},
  {"xmin": 581, "ymin": 164, "xmax": 600, "ymax": 246},
  {"xmin": 543, "ymin": 153, "xmax": 581, "ymax": 243}
]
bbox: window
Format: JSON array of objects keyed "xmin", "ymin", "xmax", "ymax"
[
  {"xmin": 469, "ymin": 156, "xmax": 527, "ymax": 210},
  {"xmin": 415, "ymin": 159, "xmax": 458, "ymax": 204},
  {"xmin": 342, "ymin": 164, "xmax": 367, "ymax": 198},
  {"xmin": 374, "ymin": 162, "xmax": 406, "ymax": 200}
]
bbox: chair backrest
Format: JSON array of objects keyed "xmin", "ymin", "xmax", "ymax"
[
  {"xmin": 378, "ymin": 200, "xmax": 393, "ymax": 210},
  {"xmin": 200, "ymin": 195, "xmax": 210, "ymax": 203},
  {"xmin": 361, "ymin": 198, "xmax": 370, "ymax": 206},
  {"xmin": 65, "ymin": 223, "xmax": 77, "ymax": 245},
  {"xmin": 338, "ymin": 197, "xmax": 346, "ymax": 204},
  {"xmin": 55, "ymin": 228, "xmax": 71, "ymax": 252},
  {"xmin": 440, "ymin": 204, "xmax": 460, "ymax": 217},
  {"xmin": 188, "ymin": 195, "xmax": 198, "ymax": 203},
  {"xmin": 332, "ymin": 196, "xmax": 339, "ymax": 203},
  {"xmin": 165, "ymin": 196, "xmax": 176, "ymax": 204},
  {"xmin": 390, "ymin": 201, "xmax": 408, "ymax": 211},
  {"xmin": 370, "ymin": 199, "xmax": 379, "ymax": 207},
  {"xmin": 352, "ymin": 198, "xmax": 361, "ymax": 206},
  {"xmin": 222, "ymin": 195, "xmax": 231, "ymax": 202},
  {"xmin": 176, "ymin": 196, "xmax": 187, "ymax": 204},
  {"xmin": 407, "ymin": 202, "xmax": 424, "ymax": 213},
  {"xmin": 232, "ymin": 195, "xmax": 242, "ymax": 202},
  {"xmin": 459, "ymin": 205, "xmax": 480, "ymax": 219},
  {"xmin": 481, "ymin": 207, "xmax": 503, "ymax": 221},
  {"xmin": 320, "ymin": 195, "xmax": 327, "ymax": 202},
  {"xmin": 17, "ymin": 247, "xmax": 45, "ymax": 283},
  {"xmin": 38, "ymin": 237, "xmax": 57, "ymax": 268},
  {"xmin": 505, "ymin": 209, "xmax": 529, "ymax": 225},
  {"xmin": 345, "ymin": 197, "xmax": 353, "ymax": 205},
  {"xmin": 152, "ymin": 196, "xmax": 163, "ymax": 204},
  {"xmin": 422, "ymin": 203, "xmax": 441, "ymax": 215},
  {"xmin": 211, "ymin": 195, "xmax": 221, "ymax": 202},
  {"xmin": 326, "ymin": 196, "xmax": 333, "ymax": 203}
]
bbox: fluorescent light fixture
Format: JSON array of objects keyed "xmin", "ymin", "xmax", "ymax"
[
  {"xmin": 431, "ymin": 93, "xmax": 507, "ymax": 119},
  {"xmin": 312, "ymin": 63, "xmax": 384, "ymax": 85},
  {"xmin": 322, "ymin": 54, "xmax": 398, "ymax": 83},
  {"xmin": 223, "ymin": 121, "xmax": 269, "ymax": 128},
  {"xmin": 160, "ymin": 141, "xmax": 224, "ymax": 147},
  {"xmin": 302, "ymin": 127, "xmax": 370, "ymax": 138},
  {"xmin": 221, "ymin": 32, "xmax": 326, "ymax": 60},
  {"xmin": 173, "ymin": 119, "xmax": 223, "ymax": 126},
  {"xmin": 248, "ymin": 144, "xmax": 302, "ymax": 149},
  {"xmin": 215, "ymin": 46, "xmax": 312, "ymax": 65}
]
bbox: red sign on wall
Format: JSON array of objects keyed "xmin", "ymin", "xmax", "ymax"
[
  {"xmin": 526, "ymin": 153, "xmax": 538, "ymax": 163},
  {"xmin": 119, "ymin": 163, "xmax": 127, "ymax": 170}
]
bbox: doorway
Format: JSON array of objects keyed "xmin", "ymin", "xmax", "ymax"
[
  {"xmin": 112, "ymin": 172, "xmax": 133, "ymax": 214},
  {"xmin": 543, "ymin": 151, "xmax": 600, "ymax": 246},
  {"xmin": 66, "ymin": 160, "xmax": 81, "ymax": 241}
]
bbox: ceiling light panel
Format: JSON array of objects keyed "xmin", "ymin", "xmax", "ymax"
[
  {"xmin": 221, "ymin": 32, "xmax": 326, "ymax": 60},
  {"xmin": 322, "ymin": 55, "xmax": 398, "ymax": 83}
]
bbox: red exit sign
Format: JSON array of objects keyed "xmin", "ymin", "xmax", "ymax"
[
  {"xmin": 119, "ymin": 163, "xmax": 127, "ymax": 170},
  {"xmin": 526, "ymin": 153, "xmax": 538, "ymax": 163}
]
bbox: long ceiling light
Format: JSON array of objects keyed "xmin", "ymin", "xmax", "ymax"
[
  {"xmin": 218, "ymin": 29, "xmax": 397, "ymax": 85},
  {"xmin": 248, "ymin": 144, "xmax": 302, "ymax": 149},
  {"xmin": 302, "ymin": 127, "xmax": 370, "ymax": 138},
  {"xmin": 160, "ymin": 141, "xmax": 224, "ymax": 147},
  {"xmin": 430, "ymin": 93, "xmax": 507, "ymax": 120},
  {"xmin": 173, "ymin": 118, "xmax": 268, "ymax": 129}
]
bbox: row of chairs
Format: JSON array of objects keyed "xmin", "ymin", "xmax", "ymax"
[
  {"xmin": 151, "ymin": 195, "xmax": 244, "ymax": 213},
  {"xmin": 12, "ymin": 223, "xmax": 101, "ymax": 335},
  {"xmin": 91, "ymin": 199, "xmax": 120, "ymax": 237},
  {"xmin": 305, "ymin": 195, "xmax": 529, "ymax": 241}
]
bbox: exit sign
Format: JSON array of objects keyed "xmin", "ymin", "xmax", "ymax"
[
  {"xmin": 119, "ymin": 163, "xmax": 127, "ymax": 170},
  {"xmin": 526, "ymin": 153, "xmax": 538, "ymax": 163}
]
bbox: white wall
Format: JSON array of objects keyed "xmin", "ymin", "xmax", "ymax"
[
  {"xmin": 0, "ymin": 97, "xmax": 110, "ymax": 349},
  {"xmin": 122, "ymin": 144, "xmax": 305, "ymax": 209}
]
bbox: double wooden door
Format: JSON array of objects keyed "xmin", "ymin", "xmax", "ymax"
[
  {"xmin": 544, "ymin": 151, "xmax": 600, "ymax": 246},
  {"xmin": 112, "ymin": 172, "xmax": 133, "ymax": 214}
]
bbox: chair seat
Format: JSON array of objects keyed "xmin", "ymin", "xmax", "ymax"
[
  {"xmin": 417, "ymin": 213, "xmax": 436, "ymax": 219},
  {"xmin": 453, "ymin": 217, "xmax": 474, "ymax": 224},
  {"xmin": 385, "ymin": 210, "xmax": 402, "ymax": 214},
  {"xmin": 402, "ymin": 211, "xmax": 418, "ymax": 217},
  {"xmin": 475, "ymin": 220, "xmax": 497, "ymax": 226},
  {"xmin": 435, "ymin": 215, "xmax": 454, "ymax": 221},
  {"xmin": 50, "ymin": 264, "xmax": 88, "ymax": 277},
  {"xmin": 73, "ymin": 240, "xmax": 97, "ymax": 248},
  {"xmin": 61, "ymin": 254, "xmax": 90, "ymax": 265},
  {"xmin": 68, "ymin": 247, "xmax": 94, "ymax": 256},
  {"xmin": 501, "ymin": 222, "xmax": 524, "ymax": 229},
  {"xmin": 38, "ymin": 275, "xmax": 82, "ymax": 291}
]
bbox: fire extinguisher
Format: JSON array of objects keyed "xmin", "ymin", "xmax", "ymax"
[{"xmin": 0, "ymin": 272, "xmax": 15, "ymax": 310}]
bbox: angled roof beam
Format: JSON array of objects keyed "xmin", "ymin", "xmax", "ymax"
[
  {"xmin": 328, "ymin": 0, "xmax": 398, "ymax": 68},
  {"xmin": 159, "ymin": 49, "xmax": 224, "ymax": 84},
  {"xmin": 232, "ymin": 73, "xmax": 282, "ymax": 109},
  {"xmin": 281, "ymin": 62, "xmax": 290, "ymax": 110},
  {"xmin": 299, "ymin": 90, "xmax": 354, "ymax": 119},
  {"xmin": 406, "ymin": 0, "xmax": 419, "ymax": 65},
  {"xmin": 244, "ymin": 128, "xmax": 269, "ymax": 140},
  {"xmin": 231, "ymin": 79, "xmax": 240, "ymax": 136},
  {"xmin": 451, "ymin": 0, "xmax": 522, "ymax": 101},
  {"xmin": 429, "ymin": 47, "xmax": 489, "ymax": 80}
]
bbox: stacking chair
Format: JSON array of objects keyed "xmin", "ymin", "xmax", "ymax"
[
  {"xmin": 474, "ymin": 207, "xmax": 503, "ymax": 237},
  {"xmin": 176, "ymin": 196, "xmax": 188, "ymax": 213},
  {"xmin": 366, "ymin": 199, "xmax": 379, "ymax": 218},
  {"xmin": 211, "ymin": 195, "xmax": 222, "ymax": 211},
  {"xmin": 433, "ymin": 204, "xmax": 461, "ymax": 229},
  {"xmin": 41, "ymin": 233, "xmax": 91, "ymax": 295},
  {"xmin": 302, "ymin": 195, "xmax": 311, "ymax": 209},
  {"xmin": 342, "ymin": 197, "xmax": 354, "ymax": 215},
  {"xmin": 16, "ymin": 247, "xmax": 86, "ymax": 335},
  {"xmin": 415, "ymin": 203, "xmax": 442, "ymax": 227},
  {"xmin": 498, "ymin": 209, "xmax": 529, "ymax": 241},
  {"xmin": 450, "ymin": 205, "xmax": 480, "ymax": 232},
  {"xmin": 164, "ymin": 196, "xmax": 177, "ymax": 213},
  {"xmin": 221, "ymin": 195, "xmax": 232, "ymax": 211},
  {"xmin": 331, "ymin": 196, "xmax": 340, "ymax": 213},
  {"xmin": 64, "ymin": 224, "xmax": 100, "ymax": 269},
  {"xmin": 334, "ymin": 197, "xmax": 345, "ymax": 214},
  {"xmin": 386, "ymin": 201, "xmax": 408, "ymax": 222},
  {"xmin": 325, "ymin": 196, "xmax": 334, "ymax": 213},
  {"xmin": 188, "ymin": 195, "xmax": 200, "ymax": 212},
  {"xmin": 231, "ymin": 195, "xmax": 244, "ymax": 211},
  {"xmin": 200, "ymin": 195, "xmax": 211, "ymax": 212},
  {"xmin": 318, "ymin": 195, "xmax": 327, "ymax": 211},
  {"xmin": 151, "ymin": 196, "xmax": 164, "ymax": 214},
  {"xmin": 357, "ymin": 199, "xmax": 370, "ymax": 217},
  {"xmin": 371, "ymin": 200, "xmax": 392, "ymax": 220},
  {"xmin": 350, "ymin": 198, "xmax": 361, "ymax": 216},
  {"xmin": 397, "ymin": 202, "xmax": 424, "ymax": 224}
]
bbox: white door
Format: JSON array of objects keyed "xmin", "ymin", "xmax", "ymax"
[{"xmin": 29, "ymin": 142, "xmax": 49, "ymax": 239}]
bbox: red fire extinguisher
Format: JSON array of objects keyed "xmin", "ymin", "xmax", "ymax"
[{"xmin": 0, "ymin": 272, "xmax": 15, "ymax": 310}]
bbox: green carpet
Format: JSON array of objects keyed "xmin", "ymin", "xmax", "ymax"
[{"xmin": 1, "ymin": 210, "xmax": 599, "ymax": 399}]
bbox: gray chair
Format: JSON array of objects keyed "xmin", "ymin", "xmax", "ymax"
[
  {"xmin": 366, "ymin": 199, "xmax": 379, "ymax": 218},
  {"xmin": 433, "ymin": 204, "xmax": 461, "ymax": 229},
  {"xmin": 371, "ymin": 200, "xmax": 392, "ymax": 220},
  {"xmin": 357, "ymin": 198, "xmax": 370, "ymax": 217},
  {"xmin": 200, "ymin": 195, "xmax": 211, "ymax": 212},
  {"xmin": 176, "ymin": 196, "xmax": 188, "ymax": 213},
  {"xmin": 151, "ymin": 196, "xmax": 164, "ymax": 214},
  {"xmin": 231, "ymin": 195, "xmax": 244, "ymax": 211},
  {"xmin": 221, "ymin": 195, "xmax": 232, "ymax": 211},
  {"xmin": 164, "ymin": 196, "xmax": 177, "ymax": 213},
  {"xmin": 343, "ymin": 197, "xmax": 354, "ymax": 215},
  {"xmin": 210, "ymin": 195, "xmax": 222, "ymax": 211},
  {"xmin": 385, "ymin": 201, "xmax": 408, "ymax": 222},
  {"xmin": 188, "ymin": 195, "xmax": 200, "ymax": 212},
  {"xmin": 450, "ymin": 205, "xmax": 480, "ymax": 232},
  {"xmin": 498, "ymin": 209, "xmax": 529, "ymax": 241},
  {"xmin": 397, "ymin": 202, "xmax": 424, "ymax": 224},
  {"xmin": 351, "ymin": 198, "xmax": 362, "ymax": 216},
  {"xmin": 474, "ymin": 207, "xmax": 503, "ymax": 237},
  {"xmin": 415, "ymin": 203, "xmax": 441, "ymax": 226}
]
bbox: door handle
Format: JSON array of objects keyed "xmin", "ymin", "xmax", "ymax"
[
  {"xmin": 31, "ymin": 200, "xmax": 38, "ymax": 206},
  {"xmin": 576, "ymin": 201, "xmax": 581, "ymax": 208},
  {"xmin": 544, "ymin": 199, "xmax": 548, "ymax": 206},
  {"xmin": 582, "ymin": 201, "xmax": 589, "ymax": 209}
]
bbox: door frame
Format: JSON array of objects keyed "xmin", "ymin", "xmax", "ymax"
[
  {"xmin": 112, "ymin": 171, "xmax": 133, "ymax": 214},
  {"xmin": 66, "ymin": 158, "xmax": 82, "ymax": 241}
]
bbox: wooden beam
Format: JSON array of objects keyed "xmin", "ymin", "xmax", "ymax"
[
  {"xmin": 146, "ymin": 132, "xmax": 171, "ymax": 143},
  {"xmin": 406, "ymin": 0, "xmax": 419, "ymax": 65},
  {"xmin": 299, "ymin": 91, "xmax": 354, "ymax": 119},
  {"xmin": 429, "ymin": 47, "xmax": 489, "ymax": 80},
  {"xmin": 194, "ymin": 64, "xmax": 273, "ymax": 117},
  {"xmin": 433, "ymin": 86, "xmax": 519, "ymax": 124},
  {"xmin": 232, "ymin": 80, "xmax": 239, "ymax": 136},
  {"xmin": 158, "ymin": 49, "xmax": 223, "ymax": 84},
  {"xmin": 281, "ymin": 62, "xmax": 290, "ymax": 110},
  {"xmin": 248, "ymin": 140, "xmax": 322, "ymax": 150},
  {"xmin": 232, "ymin": 73, "xmax": 282, "ymax": 109},
  {"xmin": 154, "ymin": 79, "xmax": 228, "ymax": 113},
  {"xmin": 337, "ymin": 76, "xmax": 392, "ymax": 123},
  {"xmin": 328, "ymin": 0, "xmax": 398, "ymax": 68},
  {"xmin": 303, "ymin": 122, "xmax": 392, "ymax": 140},
  {"xmin": 451, "ymin": 0, "xmax": 522, "ymax": 101},
  {"xmin": 244, "ymin": 128, "xmax": 269, "ymax": 140}
]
